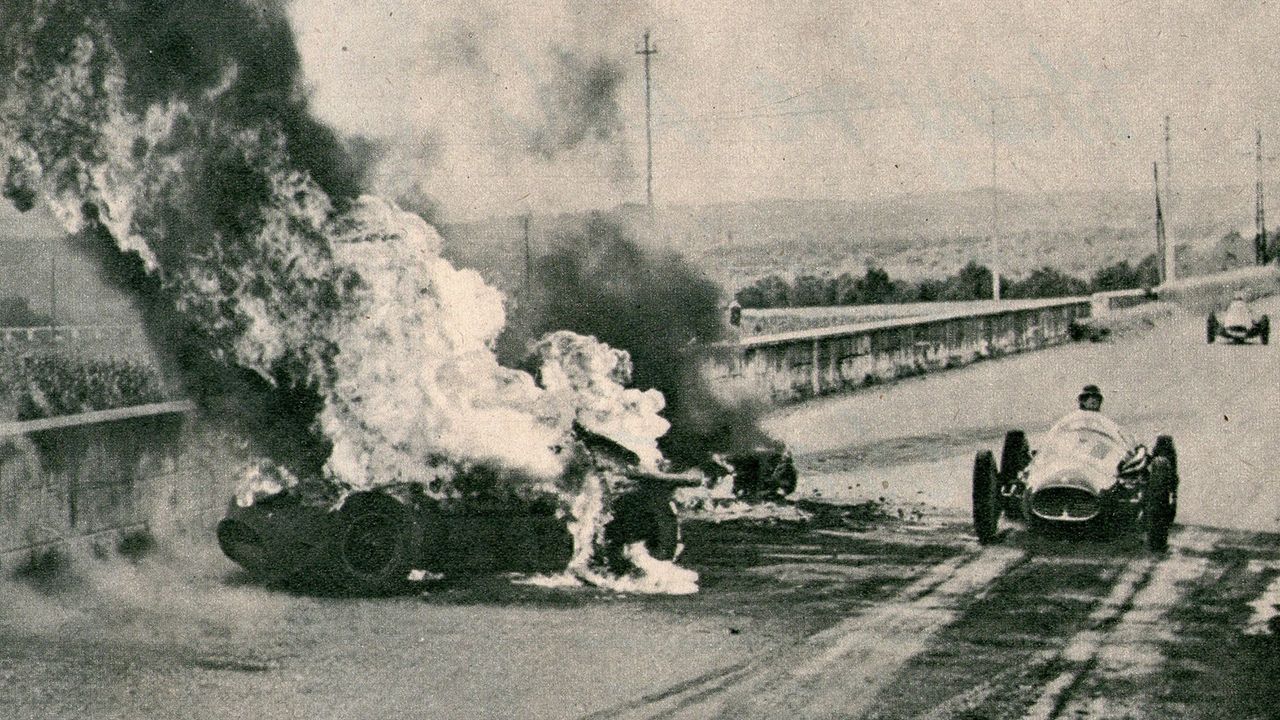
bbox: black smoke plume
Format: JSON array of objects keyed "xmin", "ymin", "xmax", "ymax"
[
  {"xmin": 500, "ymin": 214, "xmax": 773, "ymax": 469},
  {"xmin": 526, "ymin": 50, "xmax": 626, "ymax": 159},
  {"xmin": 0, "ymin": 0, "xmax": 369, "ymax": 478}
]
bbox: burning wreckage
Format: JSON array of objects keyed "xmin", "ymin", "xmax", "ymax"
[
  {"xmin": 219, "ymin": 418, "xmax": 797, "ymax": 596},
  {"xmin": 0, "ymin": 1, "xmax": 795, "ymax": 596}
]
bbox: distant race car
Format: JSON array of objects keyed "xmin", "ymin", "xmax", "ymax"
[
  {"xmin": 1207, "ymin": 295, "xmax": 1269, "ymax": 344},
  {"xmin": 971, "ymin": 411, "xmax": 1179, "ymax": 550}
]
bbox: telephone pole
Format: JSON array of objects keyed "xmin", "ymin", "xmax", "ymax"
[
  {"xmin": 1153, "ymin": 162, "xmax": 1167, "ymax": 283},
  {"xmin": 1256, "ymin": 128, "xmax": 1268, "ymax": 265},
  {"xmin": 522, "ymin": 212, "xmax": 533, "ymax": 306},
  {"xmin": 636, "ymin": 31, "xmax": 657, "ymax": 209},
  {"xmin": 49, "ymin": 251, "xmax": 57, "ymax": 327},
  {"xmin": 1162, "ymin": 115, "xmax": 1177, "ymax": 282},
  {"xmin": 990, "ymin": 105, "xmax": 1001, "ymax": 300}
]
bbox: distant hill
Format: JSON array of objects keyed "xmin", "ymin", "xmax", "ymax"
[
  {"xmin": 440, "ymin": 184, "xmax": 1267, "ymax": 296},
  {"xmin": 0, "ymin": 183, "xmax": 1264, "ymax": 324}
]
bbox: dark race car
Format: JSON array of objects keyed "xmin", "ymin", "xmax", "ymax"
[
  {"xmin": 217, "ymin": 468, "xmax": 697, "ymax": 595},
  {"xmin": 1207, "ymin": 295, "xmax": 1269, "ymax": 344},
  {"xmin": 216, "ymin": 426, "xmax": 800, "ymax": 594},
  {"xmin": 971, "ymin": 411, "xmax": 1179, "ymax": 551}
]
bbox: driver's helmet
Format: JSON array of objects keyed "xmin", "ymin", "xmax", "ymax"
[
  {"xmin": 1233, "ymin": 292, "xmax": 1248, "ymax": 302},
  {"xmin": 1078, "ymin": 384, "xmax": 1103, "ymax": 406}
]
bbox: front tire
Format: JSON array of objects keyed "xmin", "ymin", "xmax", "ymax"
[
  {"xmin": 1145, "ymin": 457, "xmax": 1175, "ymax": 552},
  {"xmin": 1261, "ymin": 315, "xmax": 1270, "ymax": 345},
  {"xmin": 1207, "ymin": 314, "xmax": 1218, "ymax": 344},
  {"xmin": 972, "ymin": 451, "xmax": 1001, "ymax": 544}
]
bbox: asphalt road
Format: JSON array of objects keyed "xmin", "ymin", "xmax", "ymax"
[
  {"xmin": 768, "ymin": 296, "xmax": 1280, "ymax": 532},
  {"xmin": 1, "ymin": 298, "xmax": 1277, "ymax": 719}
]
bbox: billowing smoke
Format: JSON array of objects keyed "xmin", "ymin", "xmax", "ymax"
[
  {"xmin": 0, "ymin": 1, "xmax": 687, "ymax": 589},
  {"xmin": 500, "ymin": 213, "xmax": 774, "ymax": 470},
  {"xmin": 526, "ymin": 50, "xmax": 626, "ymax": 160}
]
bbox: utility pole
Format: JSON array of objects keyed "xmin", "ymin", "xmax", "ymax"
[
  {"xmin": 990, "ymin": 105, "xmax": 1001, "ymax": 300},
  {"xmin": 522, "ymin": 211, "xmax": 533, "ymax": 306},
  {"xmin": 1153, "ymin": 162, "xmax": 1167, "ymax": 283},
  {"xmin": 636, "ymin": 31, "xmax": 657, "ymax": 209},
  {"xmin": 49, "ymin": 251, "xmax": 57, "ymax": 327},
  {"xmin": 1256, "ymin": 128, "xmax": 1268, "ymax": 265},
  {"xmin": 1162, "ymin": 115, "xmax": 1177, "ymax": 282}
]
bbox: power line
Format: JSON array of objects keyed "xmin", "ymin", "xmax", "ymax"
[{"xmin": 650, "ymin": 86, "xmax": 1121, "ymax": 128}]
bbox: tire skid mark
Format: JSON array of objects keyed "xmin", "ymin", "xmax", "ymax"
[
  {"xmin": 1021, "ymin": 527, "xmax": 1220, "ymax": 720},
  {"xmin": 701, "ymin": 546, "xmax": 1026, "ymax": 720},
  {"xmin": 1243, "ymin": 559, "xmax": 1280, "ymax": 636},
  {"xmin": 909, "ymin": 553, "xmax": 1151, "ymax": 720},
  {"xmin": 581, "ymin": 548, "xmax": 1002, "ymax": 720}
]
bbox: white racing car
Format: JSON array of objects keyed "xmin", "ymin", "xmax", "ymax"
[
  {"xmin": 1207, "ymin": 294, "xmax": 1269, "ymax": 344},
  {"xmin": 972, "ymin": 411, "xmax": 1179, "ymax": 551}
]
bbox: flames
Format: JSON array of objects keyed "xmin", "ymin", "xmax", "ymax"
[{"xmin": 0, "ymin": 2, "xmax": 697, "ymax": 593}]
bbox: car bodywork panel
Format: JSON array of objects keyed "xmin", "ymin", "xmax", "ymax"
[{"xmin": 1001, "ymin": 412, "xmax": 1148, "ymax": 526}]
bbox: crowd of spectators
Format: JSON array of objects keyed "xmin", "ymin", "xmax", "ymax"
[{"xmin": 2, "ymin": 353, "xmax": 167, "ymax": 421}]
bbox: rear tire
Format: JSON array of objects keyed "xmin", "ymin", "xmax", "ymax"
[
  {"xmin": 1152, "ymin": 435, "xmax": 1179, "ymax": 521},
  {"xmin": 1145, "ymin": 457, "xmax": 1175, "ymax": 552},
  {"xmin": 1207, "ymin": 314, "xmax": 1217, "ymax": 344},
  {"xmin": 972, "ymin": 451, "xmax": 1001, "ymax": 544},
  {"xmin": 1261, "ymin": 315, "xmax": 1270, "ymax": 345}
]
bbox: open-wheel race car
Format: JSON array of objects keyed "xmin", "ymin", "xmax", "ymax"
[
  {"xmin": 971, "ymin": 411, "xmax": 1179, "ymax": 551},
  {"xmin": 1207, "ymin": 295, "xmax": 1269, "ymax": 344}
]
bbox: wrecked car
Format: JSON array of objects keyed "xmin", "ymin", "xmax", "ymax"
[
  {"xmin": 217, "ymin": 433, "xmax": 698, "ymax": 594},
  {"xmin": 971, "ymin": 411, "xmax": 1179, "ymax": 551},
  {"xmin": 705, "ymin": 445, "xmax": 798, "ymax": 499},
  {"xmin": 1207, "ymin": 294, "xmax": 1269, "ymax": 344}
]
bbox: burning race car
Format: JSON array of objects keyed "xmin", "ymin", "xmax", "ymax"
[
  {"xmin": 971, "ymin": 411, "xmax": 1179, "ymax": 550},
  {"xmin": 217, "ymin": 432, "xmax": 699, "ymax": 594},
  {"xmin": 217, "ymin": 429, "xmax": 799, "ymax": 594},
  {"xmin": 1207, "ymin": 294, "xmax": 1269, "ymax": 344}
]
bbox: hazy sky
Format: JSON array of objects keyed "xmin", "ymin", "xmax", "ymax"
[{"xmin": 288, "ymin": 0, "xmax": 1279, "ymax": 220}]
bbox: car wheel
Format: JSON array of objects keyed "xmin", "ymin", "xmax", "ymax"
[
  {"xmin": 972, "ymin": 450, "xmax": 1001, "ymax": 544},
  {"xmin": 1261, "ymin": 315, "xmax": 1270, "ymax": 345},
  {"xmin": 1145, "ymin": 457, "xmax": 1175, "ymax": 552},
  {"xmin": 1207, "ymin": 314, "xmax": 1217, "ymax": 344},
  {"xmin": 768, "ymin": 454, "xmax": 799, "ymax": 497},
  {"xmin": 1152, "ymin": 435, "xmax": 1179, "ymax": 520},
  {"xmin": 605, "ymin": 489, "xmax": 682, "ymax": 570},
  {"xmin": 333, "ymin": 492, "xmax": 418, "ymax": 594},
  {"xmin": 216, "ymin": 518, "xmax": 271, "ymax": 578}
]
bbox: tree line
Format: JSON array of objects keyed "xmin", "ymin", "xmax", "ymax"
[{"xmin": 735, "ymin": 254, "xmax": 1161, "ymax": 309}]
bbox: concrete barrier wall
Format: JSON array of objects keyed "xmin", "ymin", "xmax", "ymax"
[
  {"xmin": 0, "ymin": 402, "xmax": 242, "ymax": 564},
  {"xmin": 1156, "ymin": 266, "xmax": 1280, "ymax": 313},
  {"xmin": 706, "ymin": 297, "xmax": 1091, "ymax": 404}
]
